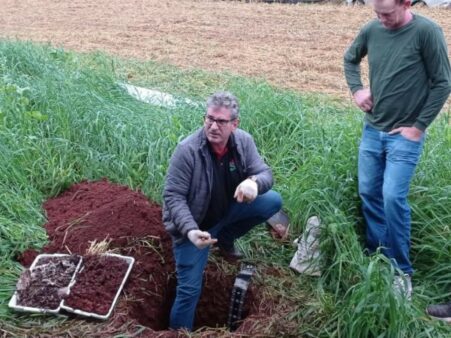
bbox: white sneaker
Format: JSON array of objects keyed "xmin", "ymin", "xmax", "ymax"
[
  {"xmin": 393, "ymin": 274, "xmax": 413, "ymax": 300},
  {"xmin": 290, "ymin": 216, "xmax": 321, "ymax": 276}
]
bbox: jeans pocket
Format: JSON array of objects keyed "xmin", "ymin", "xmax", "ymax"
[
  {"xmin": 398, "ymin": 133, "xmax": 422, "ymax": 144},
  {"xmin": 389, "ymin": 134, "xmax": 424, "ymax": 165}
]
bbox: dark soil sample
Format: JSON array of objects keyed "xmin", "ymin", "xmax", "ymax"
[
  {"xmin": 64, "ymin": 254, "xmax": 129, "ymax": 315},
  {"xmin": 16, "ymin": 255, "xmax": 80, "ymax": 310}
]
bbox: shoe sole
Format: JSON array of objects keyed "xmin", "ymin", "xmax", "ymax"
[{"xmin": 429, "ymin": 315, "xmax": 451, "ymax": 323}]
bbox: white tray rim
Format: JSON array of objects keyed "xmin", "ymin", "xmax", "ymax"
[{"xmin": 9, "ymin": 253, "xmax": 83, "ymax": 314}]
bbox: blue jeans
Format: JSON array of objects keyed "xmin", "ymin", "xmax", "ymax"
[
  {"xmin": 359, "ymin": 124, "xmax": 424, "ymax": 275},
  {"xmin": 169, "ymin": 190, "xmax": 282, "ymax": 330}
]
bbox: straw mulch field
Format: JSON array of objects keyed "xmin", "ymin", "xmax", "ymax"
[{"xmin": 1, "ymin": 0, "xmax": 450, "ymax": 98}]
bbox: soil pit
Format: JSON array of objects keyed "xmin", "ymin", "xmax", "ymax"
[
  {"xmin": 17, "ymin": 179, "xmax": 269, "ymax": 335},
  {"xmin": 16, "ymin": 255, "xmax": 80, "ymax": 310}
]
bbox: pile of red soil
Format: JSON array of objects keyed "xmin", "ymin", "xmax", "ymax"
[{"xmin": 18, "ymin": 179, "xmax": 263, "ymax": 335}]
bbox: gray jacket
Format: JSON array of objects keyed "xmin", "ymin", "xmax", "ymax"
[{"xmin": 163, "ymin": 127, "xmax": 273, "ymax": 244}]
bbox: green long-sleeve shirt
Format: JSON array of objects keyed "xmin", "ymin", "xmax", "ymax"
[{"xmin": 344, "ymin": 14, "xmax": 451, "ymax": 132}]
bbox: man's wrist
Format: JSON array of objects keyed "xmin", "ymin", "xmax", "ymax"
[
  {"xmin": 185, "ymin": 227, "xmax": 198, "ymax": 238},
  {"xmin": 413, "ymin": 121, "xmax": 426, "ymax": 132},
  {"xmin": 351, "ymin": 86, "xmax": 364, "ymax": 95},
  {"xmin": 248, "ymin": 175, "xmax": 258, "ymax": 194}
]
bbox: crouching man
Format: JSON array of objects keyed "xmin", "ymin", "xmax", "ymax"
[{"xmin": 163, "ymin": 91, "xmax": 282, "ymax": 331}]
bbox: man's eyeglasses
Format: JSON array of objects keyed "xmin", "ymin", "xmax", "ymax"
[{"xmin": 204, "ymin": 115, "xmax": 236, "ymax": 127}]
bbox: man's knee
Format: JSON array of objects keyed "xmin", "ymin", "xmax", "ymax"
[
  {"xmin": 177, "ymin": 280, "xmax": 203, "ymax": 302},
  {"xmin": 358, "ymin": 180, "xmax": 377, "ymax": 200},
  {"xmin": 359, "ymin": 159, "xmax": 384, "ymax": 192},
  {"xmin": 383, "ymin": 189, "xmax": 407, "ymax": 207},
  {"xmin": 261, "ymin": 190, "xmax": 282, "ymax": 218},
  {"xmin": 382, "ymin": 180, "xmax": 409, "ymax": 206}
]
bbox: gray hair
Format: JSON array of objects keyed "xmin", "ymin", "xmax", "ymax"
[{"xmin": 206, "ymin": 91, "xmax": 240, "ymax": 119}]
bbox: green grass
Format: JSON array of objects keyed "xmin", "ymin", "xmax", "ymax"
[{"xmin": 0, "ymin": 40, "xmax": 450, "ymax": 337}]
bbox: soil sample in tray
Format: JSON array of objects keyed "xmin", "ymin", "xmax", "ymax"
[
  {"xmin": 16, "ymin": 255, "xmax": 81, "ymax": 310},
  {"xmin": 64, "ymin": 254, "xmax": 129, "ymax": 316}
]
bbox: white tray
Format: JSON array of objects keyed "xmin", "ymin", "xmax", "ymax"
[
  {"xmin": 9, "ymin": 253, "xmax": 82, "ymax": 314},
  {"xmin": 60, "ymin": 253, "xmax": 135, "ymax": 320}
]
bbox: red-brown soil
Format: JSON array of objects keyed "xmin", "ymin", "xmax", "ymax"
[
  {"xmin": 64, "ymin": 254, "xmax": 130, "ymax": 315},
  {"xmin": 18, "ymin": 179, "xmax": 267, "ymax": 336}
]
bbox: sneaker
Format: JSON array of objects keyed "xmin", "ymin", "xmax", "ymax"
[
  {"xmin": 426, "ymin": 301, "xmax": 451, "ymax": 323},
  {"xmin": 393, "ymin": 274, "xmax": 412, "ymax": 300},
  {"xmin": 289, "ymin": 216, "xmax": 321, "ymax": 276}
]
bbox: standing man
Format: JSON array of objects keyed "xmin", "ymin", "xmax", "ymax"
[
  {"xmin": 344, "ymin": 0, "xmax": 450, "ymax": 298},
  {"xmin": 163, "ymin": 91, "xmax": 282, "ymax": 330}
]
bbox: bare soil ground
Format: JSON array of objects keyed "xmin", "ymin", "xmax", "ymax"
[{"xmin": 1, "ymin": 1, "xmax": 450, "ymax": 98}]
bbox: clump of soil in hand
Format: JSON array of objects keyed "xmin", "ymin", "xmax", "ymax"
[
  {"xmin": 64, "ymin": 254, "xmax": 129, "ymax": 315},
  {"xmin": 16, "ymin": 255, "xmax": 80, "ymax": 310}
]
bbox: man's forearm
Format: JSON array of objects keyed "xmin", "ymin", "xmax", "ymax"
[
  {"xmin": 344, "ymin": 61, "xmax": 364, "ymax": 94},
  {"xmin": 414, "ymin": 81, "xmax": 451, "ymax": 131},
  {"xmin": 252, "ymin": 168, "xmax": 273, "ymax": 194},
  {"xmin": 164, "ymin": 194, "xmax": 198, "ymax": 236}
]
